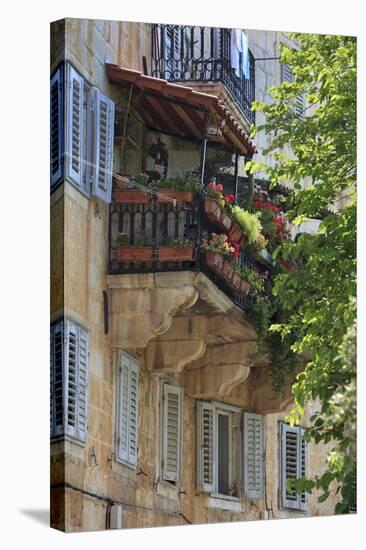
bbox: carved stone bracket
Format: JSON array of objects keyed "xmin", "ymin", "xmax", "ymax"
[{"xmin": 107, "ymin": 274, "xmax": 198, "ymax": 349}]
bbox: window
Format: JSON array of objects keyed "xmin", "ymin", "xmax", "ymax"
[
  {"xmin": 197, "ymin": 401, "xmax": 264, "ymax": 498},
  {"xmin": 280, "ymin": 422, "xmax": 307, "ymax": 511},
  {"xmin": 116, "ymin": 352, "xmax": 139, "ymax": 467},
  {"xmin": 50, "ymin": 319, "xmax": 89, "ymax": 443},
  {"xmin": 281, "ymin": 62, "xmax": 305, "ymax": 118},
  {"xmin": 159, "ymin": 383, "xmax": 183, "ymax": 484},
  {"xmin": 50, "ymin": 62, "xmax": 115, "ymax": 202}
]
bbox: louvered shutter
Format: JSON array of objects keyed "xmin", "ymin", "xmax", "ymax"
[
  {"xmin": 244, "ymin": 412, "xmax": 264, "ymax": 499},
  {"xmin": 116, "ymin": 352, "xmax": 139, "ymax": 466},
  {"xmin": 117, "ymin": 354, "xmax": 130, "ymax": 463},
  {"xmin": 65, "ymin": 65, "xmax": 84, "ymax": 188},
  {"xmin": 299, "ymin": 428, "xmax": 307, "ymax": 511},
  {"xmin": 281, "ymin": 423, "xmax": 306, "ymax": 510},
  {"xmin": 50, "ymin": 320, "xmax": 64, "ymax": 438},
  {"xmin": 197, "ymin": 401, "xmax": 216, "ymax": 493},
  {"xmin": 281, "ymin": 62, "xmax": 294, "ymax": 84},
  {"xmin": 92, "ymin": 89, "xmax": 115, "ymax": 203},
  {"xmin": 76, "ymin": 327, "xmax": 89, "ymax": 442},
  {"xmin": 128, "ymin": 360, "xmax": 139, "ymax": 465},
  {"xmin": 162, "ymin": 384, "xmax": 182, "ymax": 482},
  {"xmin": 281, "ymin": 63, "xmax": 304, "ymax": 118},
  {"xmin": 64, "ymin": 321, "xmax": 89, "ymax": 443},
  {"xmin": 50, "ymin": 66, "xmax": 63, "ymax": 188}
]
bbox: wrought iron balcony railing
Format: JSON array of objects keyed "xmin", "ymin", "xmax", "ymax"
[
  {"xmin": 151, "ymin": 24, "xmax": 256, "ymax": 124},
  {"xmin": 108, "ymin": 190, "xmax": 268, "ymax": 314}
]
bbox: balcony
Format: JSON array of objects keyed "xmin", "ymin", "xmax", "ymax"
[
  {"xmin": 151, "ymin": 24, "xmax": 256, "ymax": 125},
  {"xmin": 108, "ymin": 184, "xmax": 269, "ymax": 315}
]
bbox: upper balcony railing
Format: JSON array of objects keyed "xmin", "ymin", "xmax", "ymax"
[
  {"xmin": 108, "ymin": 184, "xmax": 269, "ymax": 314},
  {"xmin": 151, "ymin": 24, "xmax": 255, "ymax": 124}
]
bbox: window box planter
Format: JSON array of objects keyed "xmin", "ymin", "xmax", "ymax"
[
  {"xmin": 229, "ymin": 222, "xmax": 243, "ymax": 244},
  {"xmin": 222, "ymin": 259, "xmax": 235, "ymax": 283},
  {"xmin": 112, "ymin": 188, "xmax": 150, "ymax": 204},
  {"xmin": 220, "ymin": 211, "xmax": 232, "ymax": 232},
  {"xmin": 205, "ymin": 251, "xmax": 224, "ymax": 271},
  {"xmin": 116, "ymin": 246, "xmax": 153, "ymax": 262},
  {"xmin": 231, "ymin": 271, "xmax": 243, "ymax": 291},
  {"xmin": 156, "ymin": 188, "xmax": 195, "ymax": 203},
  {"xmin": 204, "ymin": 198, "xmax": 223, "ymax": 223},
  {"xmin": 157, "ymin": 245, "xmax": 194, "ymax": 262},
  {"xmin": 204, "ymin": 198, "xmax": 232, "ymax": 233},
  {"xmin": 239, "ymin": 278, "xmax": 251, "ymax": 296}
]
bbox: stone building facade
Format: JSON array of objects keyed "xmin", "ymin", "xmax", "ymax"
[{"xmin": 50, "ymin": 18, "xmax": 337, "ymax": 532}]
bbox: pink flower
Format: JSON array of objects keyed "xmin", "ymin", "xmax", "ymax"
[{"xmin": 216, "ymin": 184, "xmax": 223, "ymax": 191}]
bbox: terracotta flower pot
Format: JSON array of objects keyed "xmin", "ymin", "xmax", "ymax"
[
  {"xmin": 116, "ymin": 246, "xmax": 153, "ymax": 262},
  {"xmin": 229, "ymin": 222, "xmax": 243, "ymax": 243},
  {"xmin": 220, "ymin": 211, "xmax": 232, "ymax": 232},
  {"xmin": 231, "ymin": 271, "xmax": 242, "ymax": 291},
  {"xmin": 113, "ymin": 189, "xmax": 150, "ymax": 204},
  {"xmin": 157, "ymin": 245, "xmax": 194, "ymax": 262},
  {"xmin": 205, "ymin": 251, "xmax": 224, "ymax": 271},
  {"xmin": 204, "ymin": 198, "xmax": 222, "ymax": 223},
  {"xmin": 156, "ymin": 188, "xmax": 195, "ymax": 203},
  {"xmin": 222, "ymin": 259, "xmax": 235, "ymax": 283},
  {"xmin": 239, "ymin": 278, "xmax": 251, "ymax": 296}
]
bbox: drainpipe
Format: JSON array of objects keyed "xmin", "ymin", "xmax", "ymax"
[{"xmin": 234, "ymin": 152, "xmax": 239, "ymax": 200}]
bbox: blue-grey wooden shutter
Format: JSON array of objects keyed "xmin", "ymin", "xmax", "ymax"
[
  {"xmin": 244, "ymin": 412, "xmax": 264, "ymax": 499},
  {"xmin": 76, "ymin": 327, "xmax": 89, "ymax": 442},
  {"xmin": 116, "ymin": 354, "xmax": 130, "ymax": 463},
  {"xmin": 280, "ymin": 423, "xmax": 307, "ymax": 510},
  {"xmin": 299, "ymin": 428, "xmax": 307, "ymax": 511},
  {"xmin": 50, "ymin": 320, "xmax": 64, "ymax": 438},
  {"xmin": 92, "ymin": 89, "xmax": 115, "ymax": 203},
  {"xmin": 65, "ymin": 65, "xmax": 84, "ymax": 188},
  {"xmin": 197, "ymin": 401, "xmax": 216, "ymax": 493},
  {"xmin": 162, "ymin": 384, "xmax": 182, "ymax": 482},
  {"xmin": 116, "ymin": 352, "xmax": 139, "ymax": 465},
  {"xmin": 50, "ymin": 66, "xmax": 64, "ymax": 188},
  {"xmin": 281, "ymin": 63, "xmax": 304, "ymax": 117},
  {"xmin": 128, "ymin": 360, "xmax": 139, "ymax": 465},
  {"xmin": 50, "ymin": 319, "xmax": 88, "ymax": 442}
]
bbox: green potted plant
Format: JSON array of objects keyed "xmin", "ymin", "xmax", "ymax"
[
  {"xmin": 113, "ymin": 173, "xmax": 151, "ymax": 204},
  {"xmin": 157, "ymin": 238, "xmax": 195, "ymax": 262},
  {"xmin": 114, "ymin": 231, "xmax": 153, "ymax": 262},
  {"xmin": 150, "ymin": 171, "xmax": 201, "ymax": 203}
]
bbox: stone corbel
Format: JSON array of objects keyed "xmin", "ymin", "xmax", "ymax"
[
  {"xmin": 107, "ymin": 278, "xmax": 198, "ymax": 349},
  {"xmin": 183, "ymin": 341, "xmax": 257, "ymax": 398},
  {"xmin": 184, "ymin": 363, "xmax": 251, "ymax": 398},
  {"xmin": 146, "ymin": 339, "xmax": 207, "ymax": 373}
]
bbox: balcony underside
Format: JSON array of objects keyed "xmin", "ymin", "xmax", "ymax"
[{"xmin": 107, "ymin": 270, "xmax": 294, "ymax": 412}]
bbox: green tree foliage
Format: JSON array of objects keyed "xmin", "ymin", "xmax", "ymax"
[{"xmin": 247, "ymin": 33, "xmax": 356, "ymax": 512}]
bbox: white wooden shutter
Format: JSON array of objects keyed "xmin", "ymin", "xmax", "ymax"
[
  {"xmin": 197, "ymin": 401, "xmax": 216, "ymax": 493},
  {"xmin": 116, "ymin": 352, "xmax": 139, "ymax": 466},
  {"xmin": 50, "ymin": 66, "xmax": 63, "ymax": 188},
  {"xmin": 50, "ymin": 320, "xmax": 64, "ymax": 438},
  {"xmin": 162, "ymin": 384, "xmax": 182, "ymax": 482},
  {"xmin": 65, "ymin": 64, "xmax": 84, "ymax": 188},
  {"xmin": 244, "ymin": 412, "xmax": 264, "ymax": 499},
  {"xmin": 281, "ymin": 423, "xmax": 306, "ymax": 510},
  {"xmin": 93, "ymin": 89, "xmax": 115, "ymax": 203}
]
